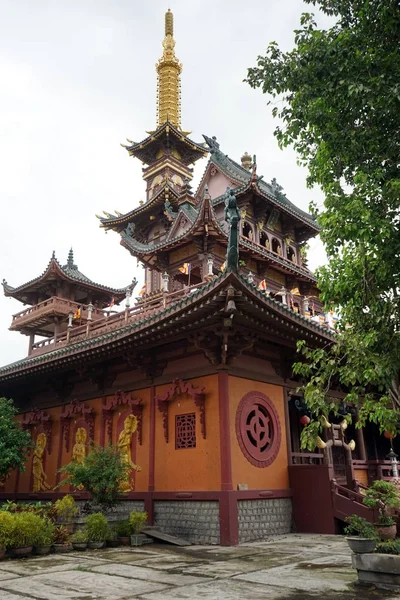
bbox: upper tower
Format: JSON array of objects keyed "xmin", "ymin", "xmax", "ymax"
[{"xmin": 156, "ymin": 9, "xmax": 182, "ymax": 129}]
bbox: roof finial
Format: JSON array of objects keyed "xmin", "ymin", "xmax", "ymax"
[
  {"xmin": 51, "ymin": 250, "xmax": 56, "ymax": 259},
  {"xmin": 156, "ymin": 10, "xmax": 182, "ymax": 129},
  {"xmin": 67, "ymin": 248, "xmax": 74, "ymax": 268}
]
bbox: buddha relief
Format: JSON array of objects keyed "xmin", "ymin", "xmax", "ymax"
[
  {"xmin": 72, "ymin": 427, "xmax": 87, "ymax": 490},
  {"xmin": 32, "ymin": 433, "xmax": 51, "ymax": 492},
  {"xmin": 117, "ymin": 415, "xmax": 142, "ymax": 492}
]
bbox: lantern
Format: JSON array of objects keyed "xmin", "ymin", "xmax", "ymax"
[{"xmin": 300, "ymin": 415, "xmax": 310, "ymax": 426}]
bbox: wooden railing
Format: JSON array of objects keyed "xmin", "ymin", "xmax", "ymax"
[
  {"xmin": 291, "ymin": 452, "xmax": 324, "ymax": 465},
  {"xmin": 11, "ymin": 297, "xmax": 81, "ymax": 328}
]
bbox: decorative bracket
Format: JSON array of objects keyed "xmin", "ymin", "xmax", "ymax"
[
  {"xmin": 102, "ymin": 391, "xmax": 143, "ymax": 445},
  {"xmin": 60, "ymin": 400, "xmax": 95, "ymax": 451},
  {"xmin": 156, "ymin": 379, "xmax": 206, "ymax": 443},
  {"xmin": 22, "ymin": 409, "xmax": 53, "ymax": 455}
]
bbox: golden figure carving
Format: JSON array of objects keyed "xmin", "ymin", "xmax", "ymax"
[
  {"xmin": 72, "ymin": 427, "xmax": 87, "ymax": 490},
  {"xmin": 156, "ymin": 10, "xmax": 182, "ymax": 128},
  {"xmin": 32, "ymin": 433, "xmax": 51, "ymax": 492},
  {"xmin": 118, "ymin": 415, "xmax": 142, "ymax": 492}
]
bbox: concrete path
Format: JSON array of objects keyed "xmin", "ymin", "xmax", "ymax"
[{"xmin": 0, "ymin": 534, "xmax": 397, "ymax": 600}]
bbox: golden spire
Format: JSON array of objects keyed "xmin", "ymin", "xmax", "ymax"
[{"xmin": 156, "ymin": 9, "xmax": 182, "ymax": 129}]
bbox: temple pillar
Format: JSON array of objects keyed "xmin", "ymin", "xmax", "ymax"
[
  {"xmin": 28, "ymin": 333, "xmax": 35, "ymax": 355},
  {"xmin": 355, "ymin": 413, "xmax": 367, "ymax": 461}
]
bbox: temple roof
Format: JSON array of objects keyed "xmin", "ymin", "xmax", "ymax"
[
  {"xmin": 201, "ymin": 135, "xmax": 320, "ymax": 235},
  {"xmin": 122, "ymin": 122, "xmax": 208, "ymax": 166},
  {"xmin": 0, "ymin": 269, "xmax": 334, "ymax": 382},
  {"xmin": 2, "ymin": 249, "xmax": 136, "ymax": 306}
]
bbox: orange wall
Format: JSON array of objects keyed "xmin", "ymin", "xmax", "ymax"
[
  {"xmin": 355, "ymin": 468, "xmax": 369, "ymax": 487},
  {"xmin": 228, "ymin": 376, "xmax": 289, "ymax": 490},
  {"xmin": 154, "ymin": 374, "xmax": 221, "ymax": 491}
]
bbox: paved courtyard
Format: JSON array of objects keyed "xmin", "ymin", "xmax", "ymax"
[{"xmin": 0, "ymin": 534, "xmax": 397, "ymax": 600}]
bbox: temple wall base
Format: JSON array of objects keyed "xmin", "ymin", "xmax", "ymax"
[
  {"xmin": 238, "ymin": 498, "xmax": 292, "ymax": 543},
  {"xmin": 154, "ymin": 500, "xmax": 220, "ymax": 545}
]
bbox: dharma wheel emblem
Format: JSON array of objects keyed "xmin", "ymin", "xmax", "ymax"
[{"xmin": 235, "ymin": 391, "xmax": 281, "ymax": 468}]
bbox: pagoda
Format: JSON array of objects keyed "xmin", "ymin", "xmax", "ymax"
[
  {"xmin": 2, "ymin": 249, "xmax": 135, "ymax": 355},
  {"xmin": 0, "ymin": 10, "xmax": 390, "ymax": 545}
]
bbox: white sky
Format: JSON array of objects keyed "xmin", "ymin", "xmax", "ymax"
[{"xmin": 0, "ymin": 0, "xmax": 331, "ymax": 365}]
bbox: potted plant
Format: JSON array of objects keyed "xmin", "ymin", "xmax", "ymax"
[
  {"xmin": 115, "ymin": 520, "xmax": 131, "ymax": 546},
  {"xmin": 70, "ymin": 530, "xmax": 88, "ymax": 550},
  {"xmin": 53, "ymin": 525, "xmax": 72, "ymax": 553},
  {"xmin": 85, "ymin": 513, "xmax": 108, "ymax": 549},
  {"xmin": 55, "ymin": 494, "xmax": 78, "ymax": 533},
  {"xmin": 33, "ymin": 518, "xmax": 55, "ymax": 555},
  {"xmin": 362, "ymin": 480, "xmax": 400, "ymax": 540},
  {"xmin": 344, "ymin": 514, "xmax": 378, "ymax": 554},
  {"xmin": 8, "ymin": 512, "xmax": 43, "ymax": 557},
  {"xmin": 0, "ymin": 511, "xmax": 14, "ymax": 559},
  {"xmin": 105, "ymin": 525, "xmax": 119, "ymax": 547},
  {"xmin": 129, "ymin": 511, "xmax": 148, "ymax": 547}
]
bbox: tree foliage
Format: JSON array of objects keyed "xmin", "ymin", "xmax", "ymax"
[
  {"xmin": 58, "ymin": 443, "xmax": 130, "ymax": 508},
  {"xmin": 0, "ymin": 397, "xmax": 32, "ymax": 480},
  {"xmin": 246, "ymin": 0, "xmax": 400, "ymax": 446}
]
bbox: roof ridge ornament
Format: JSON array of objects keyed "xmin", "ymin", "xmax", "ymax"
[
  {"xmin": 66, "ymin": 248, "xmax": 77, "ymax": 270},
  {"xmin": 156, "ymin": 9, "xmax": 182, "ymax": 129},
  {"xmin": 224, "ymin": 187, "xmax": 241, "ymax": 272}
]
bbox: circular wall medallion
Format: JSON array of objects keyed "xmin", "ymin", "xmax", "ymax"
[{"xmin": 235, "ymin": 391, "xmax": 281, "ymax": 468}]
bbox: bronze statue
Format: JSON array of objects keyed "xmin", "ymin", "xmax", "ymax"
[
  {"xmin": 224, "ymin": 188, "xmax": 241, "ymax": 272},
  {"xmin": 32, "ymin": 433, "xmax": 51, "ymax": 492}
]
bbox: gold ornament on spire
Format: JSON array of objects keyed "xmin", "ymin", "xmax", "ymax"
[{"xmin": 156, "ymin": 9, "xmax": 182, "ymax": 129}]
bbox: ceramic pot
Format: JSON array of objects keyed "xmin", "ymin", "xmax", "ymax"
[
  {"xmin": 346, "ymin": 537, "xmax": 377, "ymax": 554},
  {"xmin": 53, "ymin": 544, "xmax": 73, "ymax": 553},
  {"xmin": 376, "ymin": 524, "xmax": 397, "ymax": 541},
  {"xmin": 10, "ymin": 546, "xmax": 33, "ymax": 557},
  {"xmin": 118, "ymin": 536, "xmax": 130, "ymax": 546},
  {"xmin": 33, "ymin": 546, "xmax": 51, "ymax": 556},
  {"xmin": 72, "ymin": 542, "xmax": 87, "ymax": 551},
  {"xmin": 131, "ymin": 534, "xmax": 146, "ymax": 547},
  {"xmin": 87, "ymin": 541, "xmax": 104, "ymax": 549},
  {"xmin": 107, "ymin": 540, "xmax": 119, "ymax": 547}
]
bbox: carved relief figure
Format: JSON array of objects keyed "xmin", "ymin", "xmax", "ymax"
[
  {"xmin": 72, "ymin": 427, "xmax": 87, "ymax": 464},
  {"xmin": 118, "ymin": 415, "xmax": 141, "ymax": 492},
  {"xmin": 32, "ymin": 433, "xmax": 51, "ymax": 492}
]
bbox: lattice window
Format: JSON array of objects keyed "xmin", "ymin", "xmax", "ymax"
[{"xmin": 175, "ymin": 413, "xmax": 196, "ymax": 449}]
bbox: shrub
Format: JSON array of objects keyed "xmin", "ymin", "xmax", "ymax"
[
  {"xmin": 71, "ymin": 530, "xmax": 88, "ymax": 543},
  {"xmin": 53, "ymin": 525, "xmax": 70, "ymax": 546},
  {"xmin": 375, "ymin": 540, "xmax": 400, "ymax": 555},
  {"xmin": 34, "ymin": 518, "xmax": 55, "ymax": 547},
  {"xmin": 0, "ymin": 500, "xmax": 57, "ymax": 521},
  {"xmin": 55, "ymin": 495, "xmax": 78, "ymax": 523},
  {"xmin": 105, "ymin": 526, "xmax": 118, "ymax": 542},
  {"xmin": 7, "ymin": 513, "xmax": 44, "ymax": 548},
  {"xmin": 363, "ymin": 480, "xmax": 400, "ymax": 525},
  {"xmin": 85, "ymin": 513, "xmax": 108, "ymax": 542},
  {"xmin": 0, "ymin": 511, "xmax": 14, "ymax": 549},
  {"xmin": 115, "ymin": 520, "xmax": 131, "ymax": 537},
  {"xmin": 58, "ymin": 444, "xmax": 130, "ymax": 508},
  {"xmin": 344, "ymin": 514, "xmax": 377, "ymax": 539},
  {"xmin": 0, "ymin": 397, "xmax": 33, "ymax": 480},
  {"xmin": 129, "ymin": 511, "xmax": 148, "ymax": 535}
]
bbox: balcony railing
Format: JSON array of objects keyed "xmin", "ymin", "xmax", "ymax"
[{"xmin": 10, "ymin": 297, "xmax": 107, "ymax": 331}]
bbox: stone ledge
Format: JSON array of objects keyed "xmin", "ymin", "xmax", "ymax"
[{"xmin": 352, "ymin": 553, "xmax": 400, "ymax": 590}]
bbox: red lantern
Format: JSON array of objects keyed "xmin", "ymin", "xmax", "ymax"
[
  {"xmin": 300, "ymin": 415, "xmax": 310, "ymax": 426},
  {"xmin": 384, "ymin": 431, "xmax": 393, "ymax": 440}
]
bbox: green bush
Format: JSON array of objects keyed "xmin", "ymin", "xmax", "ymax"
[
  {"xmin": 0, "ymin": 500, "xmax": 57, "ymax": 521},
  {"xmin": 55, "ymin": 495, "xmax": 78, "ymax": 523},
  {"xmin": 105, "ymin": 526, "xmax": 118, "ymax": 542},
  {"xmin": 0, "ymin": 511, "xmax": 14, "ymax": 549},
  {"xmin": 53, "ymin": 525, "xmax": 70, "ymax": 545},
  {"xmin": 58, "ymin": 444, "xmax": 130, "ymax": 508},
  {"xmin": 363, "ymin": 480, "xmax": 400, "ymax": 525},
  {"xmin": 0, "ymin": 397, "xmax": 33, "ymax": 480},
  {"xmin": 115, "ymin": 520, "xmax": 131, "ymax": 537},
  {"xmin": 85, "ymin": 513, "xmax": 108, "ymax": 542},
  {"xmin": 344, "ymin": 514, "xmax": 377, "ymax": 539},
  {"xmin": 7, "ymin": 513, "xmax": 44, "ymax": 548},
  {"xmin": 375, "ymin": 540, "xmax": 400, "ymax": 555},
  {"xmin": 129, "ymin": 511, "xmax": 147, "ymax": 535},
  {"xmin": 71, "ymin": 530, "xmax": 88, "ymax": 543},
  {"xmin": 34, "ymin": 518, "xmax": 55, "ymax": 547}
]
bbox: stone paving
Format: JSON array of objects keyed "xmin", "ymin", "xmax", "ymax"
[{"xmin": 0, "ymin": 534, "xmax": 397, "ymax": 600}]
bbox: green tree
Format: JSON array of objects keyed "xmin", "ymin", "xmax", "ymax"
[
  {"xmin": 0, "ymin": 398, "xmax": 32, "ymax": 480},
  {"xmin": 58, "ymin": 444, "xmax": 130, "ymax": 508},
  {"xmin": 246, "ymin": 1, "xmax": 400, "ymax": 448}
]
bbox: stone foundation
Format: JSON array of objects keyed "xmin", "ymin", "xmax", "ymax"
[
  {"xmin": 75, "ymin": 500, "xmax": 145, "ymax": 526},
  {"xmin": 154, "ymin": 500, "xmax": 220, "ymax": 544},
  {"xmin": 352, "ymin": 553, "xmax": 400, "ymax": 590},
  {"xmin": 238, "ymin": 498, "xmax": 292, "ymax": 543}
]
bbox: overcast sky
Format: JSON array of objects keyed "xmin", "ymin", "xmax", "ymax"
[{"xmin": 0, "ymin": 0, "xmax": 332, "ymax": 365}]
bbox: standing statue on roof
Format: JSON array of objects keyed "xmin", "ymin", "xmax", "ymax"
[{"xmin": 224, "ymin": 187, "xmax": 241, "ymax": 272}]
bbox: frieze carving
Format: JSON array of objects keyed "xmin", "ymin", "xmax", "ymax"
[
  {"xmin": 156, "ymin": 378, "xmax": 206, "ymax": 443},
  {"xmin": 102, "ymin": 391, "xmax": 143, "ymax": 445},
  {"xmin": 22, "ymin": 409, "xmax": 53, "ymax": 455},
  {"xmin": 60, "ymin": 400, "xmax": 95, "ymax": 452}
]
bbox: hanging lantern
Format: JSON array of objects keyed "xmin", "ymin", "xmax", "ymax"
[
  {"xmin": 300, "ymin": 415, "xmax": 310, "ymax": 426},
  {"xmin": 316, "ymin": 436, "xmax": 326, "ymax": 449},
  {"xmin": 384, "ymin": 431, "xmax": 394, "ymax": 440},
  {"xmin": 348, "ymin": 440, "xmax": 356, "ymax": 451},
  {"xmin": 339, "ymin": 419, "xmax": 348, "ymax": 431},
  {"xmin": 321, "ymin": 415, "xmax": 331, "ymax": 429}
]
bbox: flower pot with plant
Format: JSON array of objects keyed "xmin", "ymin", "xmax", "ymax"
[
  {"xmin": 70, "ymin": 530, "xmax": 88, "ymax": 550},
  {"xmin": 0, "ymin": 512, "xmax": 14, "ymax": 559},
  {"xmin": 129, "ymin": 511, "xmax": 148, "ymax": 547},
  {"xmin": 53, "ymin": 525, "xmax": 72, "ymax": 553},
  {"xmin": 8, "ymin": 512, "xmax": 43, "ymax": 557},
  {"xmin": 85, "ymin": 513, "xmax": 108, "ymax": 549},
  {"xmin": 362, "ymin": 480, "xmax": 400, "ymax": 541},
  {"xmin": 55, "ymin": 495, "xmax": 78, "ymax": 533},
  {"xmin": 115, "ymin": 520, "xmax": 131, "ymax": 545},
  {"xmin": 344, "ymin": 514, "xmax": 378, "ymax": 553},
  {"xmin": 33, "ymin": 518, "xmax": 55, "ymax": 555},
  {"xmin": 105, "ymin": 525, "xmax": 119, "ymax": 547}
]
